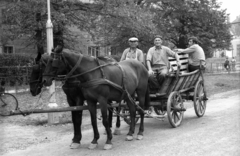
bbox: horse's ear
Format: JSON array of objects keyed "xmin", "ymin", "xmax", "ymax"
[
  {"xmin": 35, "ymin": 51, "xmax": 42, "ymax": 63},
  {"xmin": 53, "ymin": 45, "xmax": 63, "ymax": 54}
]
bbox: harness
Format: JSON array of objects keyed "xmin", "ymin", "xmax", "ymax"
[{"xmin": 50, "ymin": 52, "xmax": 134, "ymax": 105}]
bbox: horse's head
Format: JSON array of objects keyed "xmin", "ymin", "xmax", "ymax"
[
  {"xmin": 42, "ymin": 46, "xmax": 68, "ymax": 86},
  {"xmin": 29, "ymin": 54, "xmax": 49, "ymax": 96}
]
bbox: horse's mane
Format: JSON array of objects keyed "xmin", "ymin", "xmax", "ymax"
[
  {"xmin": 60, "ymin": 48, "xmax": 120, "ymax": 63},
  {"xmin": 97, "ymin": 56, "xmax": 117, "ymax": 63}
]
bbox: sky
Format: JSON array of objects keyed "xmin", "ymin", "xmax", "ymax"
[{"xmin": 217, "ymin": 0, "xmax": 240, "ymax": 22}]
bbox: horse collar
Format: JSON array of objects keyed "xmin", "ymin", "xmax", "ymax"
[{"xmin": 64, "ymin": 54, "xmax": 83, "ymax": 80}]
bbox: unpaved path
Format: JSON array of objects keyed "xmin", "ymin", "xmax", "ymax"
[{"xmin": 1, "ymin": 90, "xmax": 240, "ymax": 156}]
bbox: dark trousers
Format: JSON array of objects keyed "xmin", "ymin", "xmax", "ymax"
[
  {"xmin": 188, "ymin": 64, "xmax": 200, "ymax": 72},
  {"xmin": 148, "ymin": 65, "xmax": 168, "ymax": 91}
]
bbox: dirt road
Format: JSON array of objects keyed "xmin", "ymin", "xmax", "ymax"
[{"xmin": 1, "ymin": 90, "xmax": 240, "ymax": 156}]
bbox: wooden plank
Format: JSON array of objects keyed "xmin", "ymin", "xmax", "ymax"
[
  {"xmin": 173, "ymin": 76, "xmax": 185, "ymax": 91},
  {"xmin": 183, "ymin": 74, "xmax": 194, "ymax": 88},
  {"xmin": 169, "ymin": 53, "xmax": 188, "ymax": 60},
  {"xmin": 181, "ymin": 75, "xmax": 191, "ymax": 89},
  {"xmin": 5, "ymin": 103, "xmax": 121, "ymax": 116},
  {"xmin": 169, "ymin": 59, "xmax": 189, "ymax": 65},
  {"xmin": 172, "ymin": 64, "xmax": 188, "ymax": 70},
  {"xmin": 166, "ymin": 77, "xmax": 178, "ymax": 94},
  {"xmin": 189, "ymin": 72, "xmax": 200, "ymax": 87}
]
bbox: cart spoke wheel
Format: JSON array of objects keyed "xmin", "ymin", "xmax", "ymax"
[
  {"xmin": 167, "ymin": 92, "xmax": 184, "ymax": 128},
  {"xmin": 194, "ymin": 80, "xmax": 207, "ymax": 117},
  {"xmin": 0, "ymin": 93, "xmax": 18, "ymax": 116}
]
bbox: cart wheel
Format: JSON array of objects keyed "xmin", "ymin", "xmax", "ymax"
[
  {"xmin": 0, "ymin": 93, "xmax": 18, "ymax": 116},
  {"xmin": 122, "ymin": 109, "xmax": 139, "ymax": 125},
  {"xmin": 167, "ymin": 92, "xmax": 184, "ymax": 128},
  {"xmin": 194, "ymin": 80, "xmax": 207, "ymax": 117},
  {"xmin": 154, "ymin": 107, "xmax": 166, "ymax": 115}
]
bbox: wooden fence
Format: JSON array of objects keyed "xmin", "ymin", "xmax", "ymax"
[{"xmin": 205, "ymin": 62, "xmax": 240, "ymax": 73}]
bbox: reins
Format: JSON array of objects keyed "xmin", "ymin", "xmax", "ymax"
[{"xmin": 47, "ymin": 52, "xmax": 137, "ymax": 115}]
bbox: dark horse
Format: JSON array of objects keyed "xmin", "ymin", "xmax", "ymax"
[
  {"xmin": 29, "ymin": 51, "xmax": 121, "ymax": 149},
  {"xmin": 42, "ymin": 47, "xmax": 150, "ymax": 150}
]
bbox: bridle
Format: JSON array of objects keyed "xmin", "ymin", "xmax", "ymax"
[
  {"xmin": 46, "ymin": 52, "xmax": 117, "ymax": 83},
  {"xmin": 29, "ymin": 58, "xmax": 47, "ymax": 93}
]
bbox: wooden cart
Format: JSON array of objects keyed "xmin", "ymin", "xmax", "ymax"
[{"xmin": 147, "ymin": 52, "xmax": 207, "ymax": 127}]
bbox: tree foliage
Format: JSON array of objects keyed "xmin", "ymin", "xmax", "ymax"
[{"xmin": 2, "ymin": 0, "xmax": 233, "ymax": 58}]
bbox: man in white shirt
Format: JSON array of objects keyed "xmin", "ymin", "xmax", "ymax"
[
  {"xmin": 146, "ymin": 35, "xmax": 181, "ymax": 92},
  {"xmin": 177, "ymin": 36, "xmax": 206, "ymax": 72},
  {"xmin": 120, "ymin": 37, "xmax": 144, "ymax": 63}
]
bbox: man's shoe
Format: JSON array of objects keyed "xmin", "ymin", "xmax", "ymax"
[{"xmin": 147, "ymin": 108, "xmax": 159, "ymax": 117}]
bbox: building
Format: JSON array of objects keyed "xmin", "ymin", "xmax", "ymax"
[{"xmin": 231, "ymin": 36, "xmax": 240, "ymax": 57}]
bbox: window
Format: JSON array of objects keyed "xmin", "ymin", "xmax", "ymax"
[
  {"xmin": 3, "ymin": 46, "xmax": 14, "ymax": 54},
  {"xmin": 88, "ymin": 46, "xmax": 100, "ymax": 57}
]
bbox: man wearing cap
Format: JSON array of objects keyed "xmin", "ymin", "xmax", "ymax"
[
  {"xmin": 120, "ymin": 37, "xmax": 144, "ymax": 63},
  {"xmin": 147, "ymin": 35, "xmax": 181, "ymax": 93},
  {"xmin": 177, "ymin": 36, "xmax": 206, "ymax": 72}
]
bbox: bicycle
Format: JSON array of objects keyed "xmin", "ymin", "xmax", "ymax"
[{"xmin": 0, "ymin": 84, "xmax": 19, "ymax": 116}]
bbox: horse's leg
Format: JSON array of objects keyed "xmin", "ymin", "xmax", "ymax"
[
  {"xmin": 135, "ymin": 91, "xmax": 146, "ymax": 140},
  {"xmin": 108, "ymin": 107, "xmax": 113, "ymax": 128},
  {"xmin": 103, "ymin": 107, "xmax": 113, "ymax": 135},
  {"xmin": 70, "ymin": 110, "xmax": 83, "ymax": 148},
  {"xmin": 67, "ymin": 98, "xmax": 83, "ymax": 149},
  {"xmin": 113, "ymin": 107, "xmax": 121, "ymax": 135},
  {"xmin": 99, "ymin": 98, "xmax": 113, "ymax": 150},
  {"xmin": 87, "ymin": 100, "xmax": 100, "ymax": 150},
  {"xmin": 125, "ymin": 99, "xmax": 136, "ymax": 141}
]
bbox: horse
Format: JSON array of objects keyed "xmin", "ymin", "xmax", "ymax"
[
  {"xmin": 42, "ymin": 46, "xmax": 150, "ymax": 150},
  {"xmin": 29, "ymin": 51, "xmax": 121, "ymax": 149}
]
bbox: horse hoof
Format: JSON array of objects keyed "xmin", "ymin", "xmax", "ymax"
[
  {"xmin": 88, "ymin": 143, "xmax": 98, "ymax": 150},
  {"xmin": 70, "ymin": 143, "xmax": 80, "ymax": 149},
  {"xmin": 113, "ymin": 128, "xmax": 121, "ymax": 135},
  {"xmin": 137, "ymin": 135, "xmax": 143, "ymax": 140},
  {"xmin": 125, "ymin": 135, "xmax": 134, "ymax": 141},
  {"xmin": 103, "ymin": 144, "xmax": 113, "ymax": 150}
]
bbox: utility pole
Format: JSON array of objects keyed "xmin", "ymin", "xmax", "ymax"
[{"xmin": 46, "ymin": 0, "xmax": 59, "ymax": 124}]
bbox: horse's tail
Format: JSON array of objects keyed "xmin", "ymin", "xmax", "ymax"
[{"xmin": 144, "ymin": 86, "xmax": 150, "ymax": 109}]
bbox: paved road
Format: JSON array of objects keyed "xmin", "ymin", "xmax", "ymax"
[{"xmin": 3, "ymin": 90, "xmax": 240, "ymax": 156}]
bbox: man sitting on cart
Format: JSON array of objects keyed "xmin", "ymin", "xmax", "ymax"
[
  {"xmin": 146, "ymin": 35, "xmax": 181, "ymax": 95},
  {"xmin": 176, "ymin": 36, "xmax": 206, "ymax": 72}
]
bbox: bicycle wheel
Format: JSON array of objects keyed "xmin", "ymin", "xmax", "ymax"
[{"xmin": 0, "ymin": 93, "xmax": 18, "ymax": 116}]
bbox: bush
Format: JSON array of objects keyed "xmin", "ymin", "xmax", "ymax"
[
  {"xmin": 0, "ymin": 53, "xmax": 34, "ymax": 86},
  {"xmin": 0, "ymin": 53, "xmax": 34, "ymax": 66}
]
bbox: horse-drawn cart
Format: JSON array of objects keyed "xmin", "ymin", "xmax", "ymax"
[
  {"xmin": 0, "ymin": 52, "xmax": 207, "ymax": 129},
  {"xmin": 0, "ymin": 50, "xmax": 208, "ymax": 150}
]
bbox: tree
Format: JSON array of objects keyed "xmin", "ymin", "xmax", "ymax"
[
  {"xmin": 149, "ymin": 0, "xmax": 232, "ymax": 58},
  {"xmin": 2, "ymin": 0, "xmax": 232, "ymax": 58}
]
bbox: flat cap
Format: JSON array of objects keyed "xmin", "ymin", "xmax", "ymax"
[
  {"xmin": 154, "ymin": 35, "xmax": 163, "ymax": 40},
  {"xmin": 128, "ymin": 37, "xmax": 139, "ymax": 42}
]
